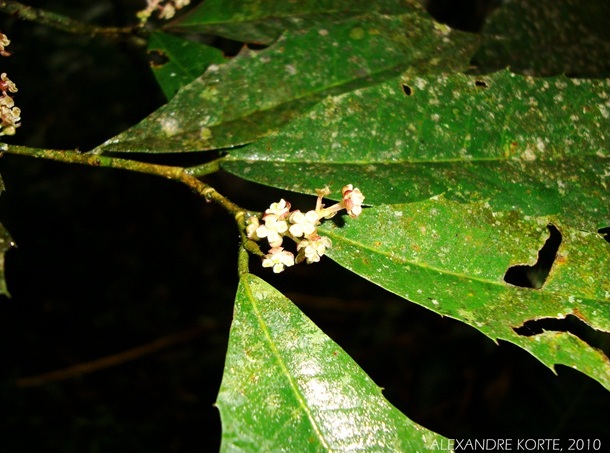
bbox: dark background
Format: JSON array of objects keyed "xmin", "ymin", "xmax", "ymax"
[{"xmin": 1, "ymin": 1, "xmax": 609, "ymax": 451}]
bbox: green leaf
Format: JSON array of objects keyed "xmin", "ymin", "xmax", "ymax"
[
  {"xmin": 97, "ymin": 13, "xmax": 478, "ymax": 153},
  {"xmin": 147, "ymin": 31, "xmax": 225, "ymax": 100},
  {"xmin": 474, "ymin": 0, "xmax": 610, "ymax": 76},
  {"xmin": 317, "ymin": 197, "xmax": 610, "ymax": 391},
  {"xmin": 0, "ymin": 222, "xmax": 12, "ymax": 297},
  {"xmin": 0, "ymin": 174, "xmax": 14, "ymax": 297},
  {"xmin": 222, "ymin": 70, "xmax": 610, "ymax": 231},
  {"xmin": 217, "ymin": 273, "xmax": 448, "ymax": 451},
  {"xmin": 171, "ymin": 0, "xmax": 423, "ymax": 44}
]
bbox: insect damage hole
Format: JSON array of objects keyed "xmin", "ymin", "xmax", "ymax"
[
  {"xmin": 513, "ymin": 315, "xmax": 610, "ymax": 358},
  {"xmin": 401, "ymin": 84, "xmax": 413, "ymax": 96},
  {"xmin": 504, "ymin": 224, "xmax": 561, "ymax": 289},
  {"xmin": 147, "ymin": 49, "xmax": 169, "ymax": 68},
  {"xmin": 474, "ymin": 79, "xmax": 488, "ymax": 88}
]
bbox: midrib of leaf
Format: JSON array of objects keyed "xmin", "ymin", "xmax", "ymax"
[
  {"xmin": 162, "ymin": 47, "xmax": 197, "ymax": 78},
  {"xmin": 191, "ymin": 10, "xmax": 379, "ymax": 26},
  {"xmin": 317, "ymin": 199, "xmax": 610, "ymax": 330},
  {"xmin": 323, "ymin": 220, "xmax": 510, "ymax": 296},
  {"xmin": 226, "ymin": 154, "xmax": 594, "ymax": 164},
  {"xmin": 243, "ymin": 277, "xmax": 331, "ymax": 450},
  {"xmin": 325, "ymin": 223, "xmax": 602, "ymax": 307}
]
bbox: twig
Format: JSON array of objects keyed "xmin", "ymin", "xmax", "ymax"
[
  {"xmin": 0, "ymin": 0, "xmax": 143, "ymax": 40},
  {"xmin": 15, "ymin": 325, "xmax": 209, "ymax": 388},
  {"xmin": 1, "ymin": 143, "xmax": 255, "ymax": 272},
  {"xmin": 2, "ymin": 144, "xmax": 244, "ymax": 217}
]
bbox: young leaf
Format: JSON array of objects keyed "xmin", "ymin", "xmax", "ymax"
[
  {"xmin": 217, "ymin": 273, "xmax": 449, "ymax": 451},
  {"xmin": 473, "ymin": 0, "xmax": 610, "ymax": 76},
  {"xmin": 222, "ymin": 70, "xmax": 610, "ymax": 231},
  {"xmin": 171, "ymin": 0, "xmax": 424, "ymax": 44},
  {"xmin": 147, "ymin": 31, "xmax": 225, "ymax": 100},
  {"xmin": 317, "ymin": 197, "xmax": 610, "ymax": 391},
  {"xmin": 97, "ymin": 13, "xmax": 478, "ymax": 153}
]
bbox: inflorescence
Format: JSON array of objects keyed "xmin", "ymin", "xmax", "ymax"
[
  {"xmin": 0, "ymin": 32, "xmax": 20, "ymax": 137},
  {"xmin": 137, "ymin": 0, "xmax": 191, "ymax": 21},
  {"xmin": 246, "ymin": 185, "xmax": 365, "ymax": 273}
]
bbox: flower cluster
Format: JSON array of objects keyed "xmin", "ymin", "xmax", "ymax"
[
  {"xmin": 246, "ymin": 184, "xmax": 365, "ymax": 273},
  {"xmin": 137, "ymin": 0, "xmax": 191, "ymax": 21},
  {"xmin": 0, "ymin": 33, "xmax": 20, "ymax": 137}
]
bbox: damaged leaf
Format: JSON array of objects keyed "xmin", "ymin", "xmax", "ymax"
[
  {"xmin": 97, "ymin": 12, "xmax": 477, "ymax": 153},
  {"xmin": 318, "ymin": 197, "xmax": 610, "ymax": 390}
]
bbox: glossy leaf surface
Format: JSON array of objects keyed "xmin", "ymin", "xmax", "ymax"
[
  {"xmin": 222, "ymin": 70, "xmax": 610, "ymax": 231},
  {"xmin": 217, "ymin": 273, "xmax": 448, "ymax": 451},
  {"xmin": 147, "ymin": 32, "xmax": 224, "ymax": 100},
  {"xmin": 98, "ymin": 12, "xmax": 477, "ymax": 153},
  {"xmin": 317, "ymin": 197, "xmax": 610, "ymax": 390},
  {"xmin": 171, "ymin": 0, "xmax": 422, "ymax": 44}
]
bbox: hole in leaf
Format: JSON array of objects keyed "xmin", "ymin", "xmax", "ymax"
[
  {"xmin": 504, "ymin": 224, "xmax": 561, "ymax": 289},
  {"xmin": 598, "ymin": 226, "xmax": 610, "ymax": 243},
  {"xmin": 401, "ymin": 84, "xmax": 413, "ymax": 96},
  {"xmin": 513, "ymin": 315, "xmax": 610, "ymax": 358},
  {"xmin": 147, "ymin": 49, "xmax": 169, "ymax": 68},
  {"xmin": 474, "ymin": 79, "xmax": 487, "ymax": 88}
]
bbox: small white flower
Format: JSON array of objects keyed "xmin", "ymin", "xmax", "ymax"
[
  {"xmin": 297, "ymin": 235, "xmax": 332, "ymax": 264},
  {"xmin": 262, "ymin": 247, "xmax": 295, "ymax": 273},
  {"xmin": 265, "ymin": 199, "xmax": 291, "ymax": 219},
  {"xmin": 174, "ymin": 0, "xmax": 190, "ymax": 8},
  {"xmin": 137, "ymin": 0, "xmax": 190, "ymax": 21},
  {"xmin": 288, "ymin": 210, "xmax": 319, "ymax": 237},
  {"xmin": 256, "ymin": 216, "xmax": 288, "ymax": 247},
  {"xmin": 341, "ymin": 184, "xmax": 365, "ymax": 218}
]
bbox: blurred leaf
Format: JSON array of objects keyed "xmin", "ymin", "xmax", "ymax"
[
  {"xmin": 318, "ymin": 197, "xmax": 610, "ymax": 390},
  {"xmin": 473, "ymin": 0, "xmax": 610, "ymax": 76},
  {"xmin": 217, "ymin": 273, "xmax": 448, "ymax": 451},
  {"xmin": 171, "ymin": 0, "xmax": 423, "ymax": 44},
  {"xmin": 97, "ymin": 12, "xmax": 478, "ymax": 153},
  {"xmin": 147, "ymin": 31, "xmax": 225, "ymax": 100},
  {"xmin": 0, "ymin": 223, "xmax": 10, "ymax": 297},
  {"xmin": 222, "ymin": 70, "xmax": 610, "ymax": 231},
  {"xmin": 0, "ymin": 174, "xmax": 14, "ymax": 297}
]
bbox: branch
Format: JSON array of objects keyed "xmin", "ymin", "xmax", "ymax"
[
  {"xmin": 1, "ymin": 143, "xmax": 264, "ymax": 275},
  {"xmin": 1, "ymin": 144, "xmax": 244, "ymax": 217},
  {"xmin": 0, "ymin": 1, "xmax": 142, "ymax": 40}
]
